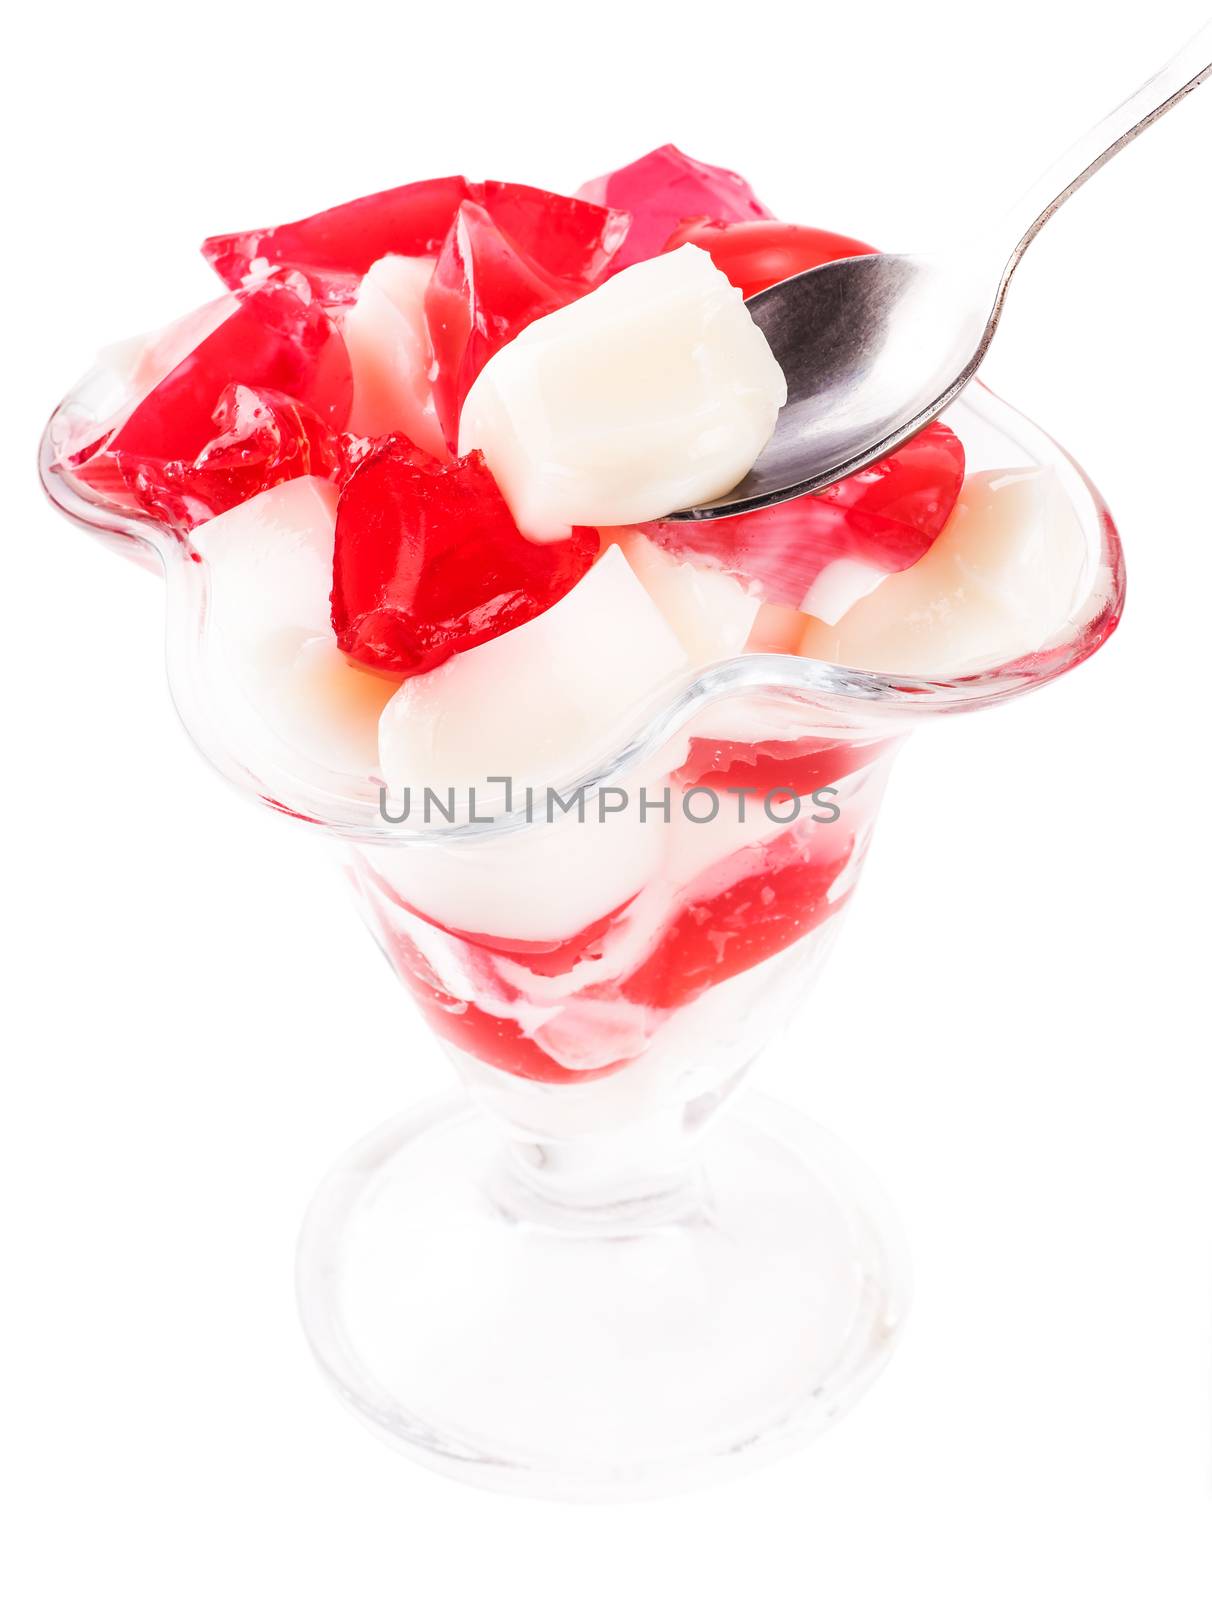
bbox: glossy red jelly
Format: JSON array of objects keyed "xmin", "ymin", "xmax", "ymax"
[
  {"xmin": 419, "ymin": 898, "xmax": 637, "ymax": 980},
  {"xmin": 425, "ymin": 188, "xmax": 626, "ymax": 450},
  {"xmin": 375, "ymin": 917, "xmax": 626, "ymax": 1084},
  {"xmin": 618, "ymin": 826, "xmax": 853, "ymax": 1011},
  {"xmin": 673, "ymin": 735, "xmax": 892, "ymax": 798},
  {"xmin": 74, "ymin": 277, "xmax": 352, "ymax": 527},
  {"xmin": 202, "ymin": 176, "xmax": 476, "ymax": 301},
  {"xmin": 332, "ymin": 436, "xmax": 599, "ymax": 676},
  {"xmin": 577, "ymin": 144, "xmax": 773, "ymax": 272},
  {"xmin": 663, "ymin": 217, "xmax": 877, "ymax": 298},
  {"xmin": 203, "ymin": 177, "xmax": 626, "ymax": 305},
  {"xmin": 644, "ymin": 420, "xmax": 965, "ymax": 608},
  {"xmin": 475, "ymin": 181, "xmax": 628, "ymax": 283},
  {"xmin": 366, "ymin": 816, "xmax": 853, "ymax": 1081},
  {"xmin": 128, "ymin": 384, "xmax": 344, "ymax": 532},
  {"xmin": 360, "ymin": 801, "xmax": 854, "ymax": 1081}
]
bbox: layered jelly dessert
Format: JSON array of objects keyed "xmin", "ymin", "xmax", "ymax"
[{"xmin": 45, "ymin": 146, "xmax": 1117, "ymax": 1113}]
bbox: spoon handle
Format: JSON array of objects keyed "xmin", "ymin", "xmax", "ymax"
[{"xmin": 992, "ymin": 19, "xmax": 1212, "ymax": 277}]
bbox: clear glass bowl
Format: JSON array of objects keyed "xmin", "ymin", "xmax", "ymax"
[{"xmin": 40, "ymin": 372, "xmax": 1124, "ymax": 1499}]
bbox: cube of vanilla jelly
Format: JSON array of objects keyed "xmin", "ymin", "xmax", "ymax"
[
  {"xmin": 374, "ymin": 781, "xmax": 671, "ymax": 949},
  {"xmin": 343, "ymin": 256, "xmax": 446, "ymax": 459},
  {"xmin": 612, "ymin": 532, "xmax": 759, "ymax": 666},
  {"xmin": 376, "ymin": 546, "xmax": 693, "ymax": 944},
  {"xmin": 457, "ymin": 245, "xmax": 787, "ymax": 538},
  {"xmin": 746, "ymin": 602, "xmax": 810, "ymax": 654},
  {"xmin": 799, "ymin": 467, "xmax": 1092, "ymax": 677},
  {"xmin": 190, "ymin": 477, "xmax": 398, "ymax": 776},
  {"xmin": 377, "ymin": 544, "xmax": 689, "ymax": 799}
]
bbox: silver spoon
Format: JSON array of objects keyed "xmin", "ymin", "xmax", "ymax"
[{"xmin": 667, "ymin": 21, "xmax": 1212, "ymax": 522}]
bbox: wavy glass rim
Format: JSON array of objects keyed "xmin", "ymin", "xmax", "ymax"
[{"xmin": 38, "ymin": 379, "xmax": 1125, "ymax": 845}]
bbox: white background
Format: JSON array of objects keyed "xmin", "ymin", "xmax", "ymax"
[{"xmin": 4, "ymin": 1, "xmax": 1211, "ymax": 1593}]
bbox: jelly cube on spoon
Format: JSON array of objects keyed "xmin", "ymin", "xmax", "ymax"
[
  {"xmin": 425, "ymin": 190, "xmax": 626, "ymax": 451},
  {"xmin": 457, "ymin": 245, "xmax": 787, "ymax": 537}
]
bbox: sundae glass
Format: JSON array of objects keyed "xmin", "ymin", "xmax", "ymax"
[{"xmin": 39, "ymin": 147, "xmax": 1123, "ymax": 1498}]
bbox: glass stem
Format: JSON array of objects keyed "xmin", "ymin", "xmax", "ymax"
[{"xmin": 497, "ymin": 1107, "xmax": 706, "ymax": 1224}]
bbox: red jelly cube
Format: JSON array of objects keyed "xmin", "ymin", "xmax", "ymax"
[
  {"xmin": 360, "ymin": 852, "xmax": 636, "ymax": 981},
  {"xmin": 425, "ymin": 189, "xmax": 626, "ymax": 450},
  {"xmin": 124, "ymin": 384, "xmax": 344, "ymax": 532},
  {"xmin": 673, "ymin": 735, "xmax": 892, "ymax": 798},
  {"xmin": 332, "ymin": 436, "xmax": 598, "ymax": 676},
  {"xmin": 418, "ymin": 896, "xmax": 637, "ymax": 980},
  {"xmin": 477, "ymin": 180, "xmax": 629, "ymax": 284},
  {"xmin": 619, "ymin": 825, "xmax": 854, "ymax": 1010},
  {"xmin": 202, "ymin": 176, "xmax": 476, "ymax": 301},
  {"xmin": 663, "ymin": 218, "xmax": 877, "ymax": 299},
  {"xmin": 76, "ymin": 276, "xmax": 352, "ymax": 528},
  {"xmin": 374, "ymin": 914, "xmax": 626, "ymax": 1083},
  {"xmin": 202, "ymin": 176, "xmax": 627, "ymax": 307},
  {"xmin": 577, "ymin": 143, "xmax": 773, "ymax": 273},
  {"xmin": 203, "ymin": 176, "xmax": 626, "ymax": 448},
  {"xmin": 643, "ymin": 420, "xmax": 966, "ymax": 610}
]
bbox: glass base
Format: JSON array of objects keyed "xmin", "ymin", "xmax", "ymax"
[{"xmin": 296, "ymin": 1092, "xmax": 909, "ymax": 1500}]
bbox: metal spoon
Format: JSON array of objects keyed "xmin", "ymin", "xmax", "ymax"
[{"xmin": 667, "ymin": 21, "xmax": 1212, "ymax": 522}]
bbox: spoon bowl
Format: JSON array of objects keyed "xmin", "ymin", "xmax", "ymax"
[
  {"xmin": 687, "ymin": 252, "xmax": 994, "ymax": 517},
  {"xmin": 668, "ymin": 20, "xmax": 1212, "ymax": 522}
]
